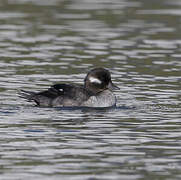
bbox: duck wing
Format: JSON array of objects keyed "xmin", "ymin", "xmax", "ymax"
[{"xmin": 19, "ymin": 84, "xmax": 92, "ymax": 107}]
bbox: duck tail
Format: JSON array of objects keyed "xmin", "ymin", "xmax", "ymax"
[{"xmin": 18, "ymin": 89, "xmax": 36, "ymax": 101}]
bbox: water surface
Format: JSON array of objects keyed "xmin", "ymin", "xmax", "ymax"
[{"xmin": 0, "ymin": 0, "xmax": 181, "ymax": 179}]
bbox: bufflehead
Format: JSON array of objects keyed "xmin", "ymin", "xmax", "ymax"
[{"xmin": 20, "ymin": 68, "xmax": 119, "ymax": 108}]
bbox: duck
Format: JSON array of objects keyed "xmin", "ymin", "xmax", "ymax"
[{"xmin": 20, "ymin": 68, "xmax": 119, "ymax": 108}]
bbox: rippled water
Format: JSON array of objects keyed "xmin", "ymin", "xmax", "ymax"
[{"xmin": 0, "ymin": 0, "xmax": 181, "ymax": 179}]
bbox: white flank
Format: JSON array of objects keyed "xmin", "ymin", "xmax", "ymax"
[{"xmin": 89, "ymin": 76, "xmax": 101, "ymax": 84}]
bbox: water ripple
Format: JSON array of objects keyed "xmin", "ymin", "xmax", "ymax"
[{"xmin": 0, "ymin": 0, "xmax": 181, "ymax": 179}]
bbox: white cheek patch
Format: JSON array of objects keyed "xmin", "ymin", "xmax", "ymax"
[{"xmin": 89, "ymin": 77, "xmax": 102, "ymax": 84}]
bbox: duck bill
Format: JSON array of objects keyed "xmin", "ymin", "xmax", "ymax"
[{"xmin": 108, "ymin": 81, "xmax": 120, "ymax": 91}]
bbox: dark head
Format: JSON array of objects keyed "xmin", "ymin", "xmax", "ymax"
[{"xmin": 84, "ymin": 68, "xmax": 119, "ymax": 94}]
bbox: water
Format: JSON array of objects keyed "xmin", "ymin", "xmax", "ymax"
[{"xmin": 0, "ymin": 0, "xmax": 181, "ymax": 179}]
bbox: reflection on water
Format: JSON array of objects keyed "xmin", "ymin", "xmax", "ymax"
[{"xmin": 0, "ymin": 0, "xmax": 181, "ymax": 179}]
